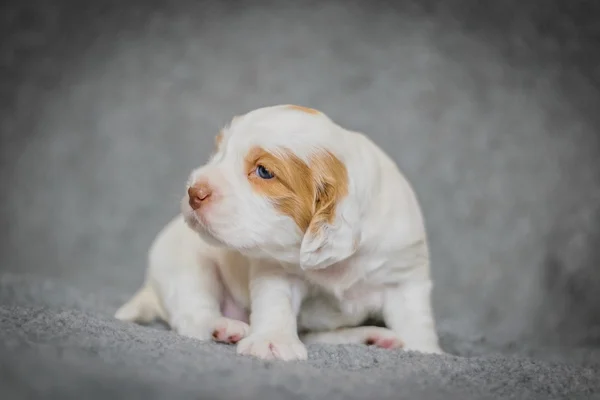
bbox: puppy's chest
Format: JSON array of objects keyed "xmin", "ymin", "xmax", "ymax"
[{"xmin": 303, "ymin": 256, "xmax": 392, "ymax": 310}]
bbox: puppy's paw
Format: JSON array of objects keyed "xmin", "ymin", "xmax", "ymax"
[
  {"xmin": 211, "ymin": 317, "xmax": 250, "ymax": 344},
  {"xmin": 364, "ymin": 328, "xmax": 404, "ymax": 349},
  {"xmin": 170, "ymin": 315, "xmax": 214, "ymax": 341},
  {"xmin": 236, "ymin": 332, "xmax": 308, "ymax": 361},
  {"xmin": 171, "ymin": 315, "xmax": 250, "ymax": 344}
]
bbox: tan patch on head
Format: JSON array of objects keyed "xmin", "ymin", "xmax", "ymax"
[
  {"xmin": 245, "ymin": 146, "xmax": 348, "ymax": 233},
  {"xmin": 286, "ymin": 105, "xmax": 321, "ymax": 115}
]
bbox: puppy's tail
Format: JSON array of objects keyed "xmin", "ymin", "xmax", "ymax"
[{"xmin": 114, "ymin": 284, "xmax": 164, "ymax": 324}]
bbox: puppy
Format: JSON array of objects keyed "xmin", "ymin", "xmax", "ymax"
[{"xmin": 115, "ymin": 104, "xmax": 443, "ymax": 360}]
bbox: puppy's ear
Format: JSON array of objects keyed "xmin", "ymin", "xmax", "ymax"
[{"xmin": 299, "ymin": 153, "xmax": 361, "ymax": 270}]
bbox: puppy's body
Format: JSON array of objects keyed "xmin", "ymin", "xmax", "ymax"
[
  {"xmin": 117, "ymin": 215, "xmax": 404, "ymax": 347},
  {"xmin": 116, "ymin": 105, "xmax": 442, "ymax": 360}
]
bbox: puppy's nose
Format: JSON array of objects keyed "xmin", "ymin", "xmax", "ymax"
[{"xmin": 188, "ymin": 182, "xmax": 212, "ymax": 210}]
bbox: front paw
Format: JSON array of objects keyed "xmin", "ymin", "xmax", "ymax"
[
  {"xmin": 236, "ymin": 332, "xmax": 308, "ymax": 361},
  {"xmin": 171, "ymin": 314, "xmax": 214, "ymax": 341},
  {"xmin": 211, "ymin": 317, "xmax": 250, "ymax": 344},
  {"xmin": 171, "ymin": 315, "xmax": 250, "ymax": 344}
]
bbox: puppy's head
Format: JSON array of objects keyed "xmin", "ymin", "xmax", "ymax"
[{"xmin": 181, "ymin": 104, "xmax": 361, "ymax": 269}]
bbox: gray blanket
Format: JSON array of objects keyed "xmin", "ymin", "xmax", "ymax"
[{"xmin": 2, "ymin": 1, "xmax": 600, "ymax": 399}]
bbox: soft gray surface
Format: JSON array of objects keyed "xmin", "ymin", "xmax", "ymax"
[{"xmin": 2, "ymin": 0, "xmax": 600, "ymax": 399}]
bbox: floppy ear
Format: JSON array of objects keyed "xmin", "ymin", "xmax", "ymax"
[{"xmin": 299, "ymin": 153, "xmax": 362, "ymax": 270}]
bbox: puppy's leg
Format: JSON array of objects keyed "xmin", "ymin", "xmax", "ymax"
[
  {"xmin": 236, "ymin": 262, "xmax": 308, "ymax": 361},
  {"xmin": 119, "ymin": 216, "xmax": 249, "ymax": 343},
  {"xmin": 154, "ymin": 253, "xmax": 249, "ymax": 344},
  {"xmin": 382, "ymin": 278, "xmax": 443, "ymax": 354},
  {"xmin": 301, "ymin": 326, "xmax": 404, "ymax": 349}
]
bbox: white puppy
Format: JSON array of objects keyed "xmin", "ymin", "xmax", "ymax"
[{"xmin": 115, "ymin": 104, "xmax": 443, "ymax": 361}]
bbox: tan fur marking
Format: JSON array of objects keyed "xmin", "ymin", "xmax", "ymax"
[
  {"xmin": 215, "ymin": 131, "xmax": 224, "ymax": 150},
  {"xmin": 287, "ymin": 105, "xmax": 321, "ymax": 115},
  {"xmin": 245, "ymin": 146, "xmax": 348, "ymax": 234},
  {"xmin": 245, "ymin": 147, "xmax": 314, "ymax": 231},
  {"xmin": 306, "ymin": 151, "xmax": 348, "ymax": 234}
]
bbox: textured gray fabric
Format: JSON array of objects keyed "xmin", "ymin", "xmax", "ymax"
[
  {"xmin": 2, "ymin": 0, "xmax": 600, "ymax": 398},
  {"xmin": 2, "ymin": 274, "xmax": 600, "ymax": 400}
]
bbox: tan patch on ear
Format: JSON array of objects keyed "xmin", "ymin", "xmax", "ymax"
[
  {"xmin": 245, "ymin": 146, "xmax": 348, "ymax": 234},
  {"xmin": 287, "ymin": 105, "xmax": 321, "ymax": 115},
  {"xmin": 306, "ymin": 152, "xmax": 348, "ymax": 234}
]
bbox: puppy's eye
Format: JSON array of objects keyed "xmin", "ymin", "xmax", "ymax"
[{"xmin": 256, "ymin": 165, "xmax": 275, "ymax": 179}]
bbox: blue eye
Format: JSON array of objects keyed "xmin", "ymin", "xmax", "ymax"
[{"xmin": 256, "ymin": 165, "xmax": 275, "ymax": 179}]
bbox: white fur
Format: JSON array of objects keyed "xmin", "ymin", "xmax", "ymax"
[{"xmin": 115, "ymin": 104, "xmax": 443, "ymax": 360}]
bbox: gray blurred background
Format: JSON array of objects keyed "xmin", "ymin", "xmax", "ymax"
[{"xmin": 1, "ymin": 0, "xmax": 600, "ymax": 353}]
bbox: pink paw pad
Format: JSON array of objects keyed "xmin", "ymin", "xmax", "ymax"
[
  {"xmin": 212, "ymin": 328, "xmax": 240, "ymax": 344},
  {"xmin": 228, "ymin": 334, "xmax": 242, "ymax": 343},
  {"xmin": 365, "ymin": 336, "xmax": 404, "ymax": 349}
]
